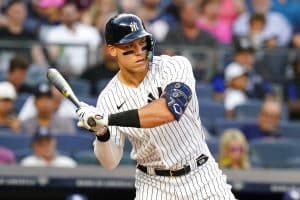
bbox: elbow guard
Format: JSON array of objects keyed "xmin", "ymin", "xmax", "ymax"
[{"xmin": 161, "ymin": 82, "xmax": 192, "ymax": 121}]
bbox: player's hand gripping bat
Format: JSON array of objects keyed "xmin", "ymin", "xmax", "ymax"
[{"xmin": 47, "ymin": 68, "xmax": 97, "ymax": 127}]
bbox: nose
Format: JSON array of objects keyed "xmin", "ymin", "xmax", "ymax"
[{"xmin": 134, "ymin": 44, "xmax": 144, "ymax": 56}]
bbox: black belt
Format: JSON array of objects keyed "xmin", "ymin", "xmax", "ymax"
[{"xmin": 137, "ymin": 154, "xmax": 209, "ymax": 177}]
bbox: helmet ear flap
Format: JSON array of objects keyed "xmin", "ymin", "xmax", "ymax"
[{"xmin": 146, "ymin": 36, "xmax": 155, "ymax": 62}]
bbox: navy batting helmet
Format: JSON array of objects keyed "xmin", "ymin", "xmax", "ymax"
[{"xmin": 105, "ymin": 13, "xmax": 154, "ymax": 58}]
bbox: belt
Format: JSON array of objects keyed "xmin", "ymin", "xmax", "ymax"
[{"xmin": 137, "ymin": 154, "xmax": 209, "ymax": 177}]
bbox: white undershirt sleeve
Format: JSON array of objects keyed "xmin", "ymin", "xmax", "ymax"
[{"xmin": 93, "ymin": 139, "xmax": 123, "ymax": 170}]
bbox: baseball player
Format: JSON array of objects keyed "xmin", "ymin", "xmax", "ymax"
[{"xmin": 76, "ymin": 13, "xmax": 236, "ymax": 200}]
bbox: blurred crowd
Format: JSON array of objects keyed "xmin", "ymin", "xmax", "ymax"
[{"xmin": 0, "ymin": 0, "xmax": 300, "ymax": 173}]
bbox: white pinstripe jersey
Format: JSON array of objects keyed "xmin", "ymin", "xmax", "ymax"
[{"xmin": 96, "ymin": 55, "xmax": 211, "ymax": 169}]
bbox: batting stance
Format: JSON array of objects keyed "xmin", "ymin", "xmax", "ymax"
[{"xmin": 77, "ymin": 13, "xmax": 236, "ymax": 200}]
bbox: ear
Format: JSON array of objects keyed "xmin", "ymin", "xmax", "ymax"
[{"xmin": 106, "ymin": 45, "xmax": 117, "ymax": 57}]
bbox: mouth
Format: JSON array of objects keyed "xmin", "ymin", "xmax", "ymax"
[{"xmin": 136, "ymin": 58, "xmax": 146, "ymax": 64}]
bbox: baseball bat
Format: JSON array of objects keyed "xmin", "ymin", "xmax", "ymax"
[{"xmin": 47, "ymin": 68, "xmax": 96, "ymax": 127}]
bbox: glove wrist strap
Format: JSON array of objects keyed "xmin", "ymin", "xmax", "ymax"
[{"xmin": 96, "ymin": 129, "xmax": 110, "ymax": 142}]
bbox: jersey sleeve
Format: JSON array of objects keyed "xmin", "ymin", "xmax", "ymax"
[
  {"xmin": 96, "ymin": 92, "xmax": 125, "ymax": 148},
  {"xmin": 160, "ymin": 55, "xmax": 196, "ymax": 91}
]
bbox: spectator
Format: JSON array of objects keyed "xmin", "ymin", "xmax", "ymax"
[
  {"xmin": 21, "ymin": 83, "xmax": 76, "ymax": 135},
  {"xmin": 292, "ymin": 33, "xmax": 300, "ymax": 48},
  {"xmin": 161, "ymin": 0, "xmax": 217, "ymax": 47},
  {"xmin": 233, "ymin": 0, "xmax": 292, "ymax": 47},
  {"xmin": 234, "ymin": 43, "xmax": 273, "ymax": 99},
  {"xmin": 219, "ymin": 128, "xmax": 250, "ymax": 170},
  {"xmin": 160, "ymin": 1, "xmax": 217, "ymax": 81},
  {"xmin": 213, "ymin": 42, "xmax": 273, "ymax": 101},
  {"xmin": 285, "ymin": 55, "xmax": 300, "ymax": 120},
  {"xmin": 19, "ymin": 85, "xmax": 77, "ymax": 121},
  {"xmin": 196, "ymin": 0, "xmax": 232, "ymax": 44},
  {"xmin": 20, "ymin": 128, "xmax": 77, "ymax": 167},
  {"xmin": 65, "ymin": 0, "xmax": 93, "ymax": 11},
  {"xmin": 45, "ymin": 2, "xmax": 101, "ymax": 77},
  {"xmin": 135, "ymin": 0, "xmax": 170, "ymax": 42},
  {"xmin": 160, "ymin": 0, "xmax": 185, "ymax": 26},
  {"xmin": 241, "ymin": 99, "xmax": 282, "ymax": 141},
  {"xmin": 235, "ymin": 13, "xmax": 266, "ymax": 50},
  {"xmin": 25, "ymin": 0, "xmax": 64, "ymax": 38},
  {"xmin": 218, "ymin": 0, "xmax": 245, "ymax": 26},
  {"xmin": 80, "ymin": 45, "xmax": 119, "ymax": 96},
  {"xmin": 224, "ymin": 63, "xmax": 248, "ymax": 119},
  {"xmin": 6, "ymin": 54, "xmax": 33, "ymax": 94},
  {"xmin": 271, "ymin": 0, "xmax": 300, "ymax": 30},
  {"xmin": 81, "ymin": 0, "xmax": 117, "ymax": 34},
  {"xmin": 0, "ymin": 146, "xmax": 16, "ymax": 164},
  {"xmin": 0, "ymin": 0, "xmax": 7, "ymax": 28},
  {"xmin": 0, "ymin": 0, "xmax": 38, "ymax": 41},
  {"xmin": 0, "ymin": 81, "xmax": 20, "ymax": 134}
]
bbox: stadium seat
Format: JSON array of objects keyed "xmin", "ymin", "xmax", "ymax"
[
  {"xmin": 254, "ymin": 49, "xmax": 289, "ymax": 83},
  {"xmin": 25, "ymin": 67, "xmax": 48, "ymax": 86},
  {"xmin": 78, "ymin": 96, "xmax": 97, "ymax": 107},
  {"xmin": 0, "ymin": 134, "xmax": 31, "ymax": 150},
  {"xmin": 120, "ymin": 151, "xmax": 135, "ymax": 165},
  {"xmin": 235, "ymin": 100, "xmax": 262, "ymax": 120},
  {"xmin": 279, "ymin": 122, "xmax": 300, "ymax": 139},
  {"xmin": 14, "ymin": 93, "xmax": 30, "ymax": 114},
  {"xmin": 206, "ymin": 137, "xmax": 219, "ymax": 159},
  {"xmin": 15, "ymin": 148, "xmax": 31, "ymax": 162},
  {"xmin": 0, "ymin": 134, "xmax": 31, "ymax": 161},
  {"xmin": 0, "ymin": 71, "xmax": 6, "ymax": 81},
  {"xmin": 198, "ymin": 100, "xmax": 225, "ymax": 134},
  {"xmin": 73, "ymin": 150, "xmax": 98, "ymax": 165},
  {"xmin": 249, "ymin": 138, "xmax": 300, "ymax": 168},
  {"xmin": 55, "ymin": 134, "xmax": 94, "ymax": 156},
  {"xmin": 214, "ymin": 118, "xmax": 255, "ymax": 136},
  {"xmin": 69, "ymin": 78, "xmax": 91, "ymax": 97},
  {"xmin": 96, "ymin": 79, "xmax": 110, "ymax": 93},
  {"xmin": 119, "ymin": 138, "xmax": 135, "ymax": 165},
  {"xmin": 195, "ymin": 82, "xmax": 213, "ymax": 99},
  {"xmin": 235, "ymin": 100, "xmax": 289, "ymax": 121}
]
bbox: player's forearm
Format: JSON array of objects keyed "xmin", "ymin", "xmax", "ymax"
[
  {"xmin": 108, "ymin": 98, "xmax": 175, "ymax": 128},
  {"xmin": 93, "ymin": 139, "xmax": 123, "ymax": 170},
  {"xmin": 138, "ymin": 98, "xmax": 175, "ymax": 128}
]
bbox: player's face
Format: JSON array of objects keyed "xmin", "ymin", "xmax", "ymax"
[{"xmin": 108, "ymin": 37, "xmax": 149, "ymax": 74}]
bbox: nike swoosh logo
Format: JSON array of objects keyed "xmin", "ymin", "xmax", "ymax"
[{"xmin": 117, "ymin": 101, "xmax": 126, "ymax": 110}]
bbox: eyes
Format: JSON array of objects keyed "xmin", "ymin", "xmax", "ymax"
[{"xmin": 123, "ymin": 38, "xmax": 147, "ymax": 49}]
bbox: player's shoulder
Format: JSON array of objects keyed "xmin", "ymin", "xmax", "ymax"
[
  {"xmin": 153, "ymin": 55, "xmax": 191, "ymax": 66},
  {"xmin": 98, "ymin": 76, "xmax": 118, "ymax": 98},
  {"xmin": 154, "ymin": 54, "xmax": 189, "ymax": 61},
  {"xmin": 96, "ymin": 76, "xmax": 120, "ymax": 106},
  {"xmin": 154, "ymin": 55, "xmax": 192, "ymax": 71}
]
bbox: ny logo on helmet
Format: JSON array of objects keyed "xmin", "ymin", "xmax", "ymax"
[{"xmin": 129, "ymin": 22, "xmax": 139, "ymax": 32}]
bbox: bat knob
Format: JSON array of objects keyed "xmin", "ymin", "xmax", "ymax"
[{"xmin": 87, "ymin": 117, "xmax": 97, "ymax": 127}]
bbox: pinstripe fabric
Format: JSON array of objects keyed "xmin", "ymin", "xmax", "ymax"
[
  {"xmin": 96, "ymin": 55, "xmax": 236, "ymax": 199},
  {"xmin": 135, "ymin": 158, "xmax": 235, "ymax": 200}
]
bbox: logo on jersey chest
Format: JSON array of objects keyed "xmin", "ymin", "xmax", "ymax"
[{"xmin": 147, "ymin": 87, "xmax": 162, "ymax": 103}]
